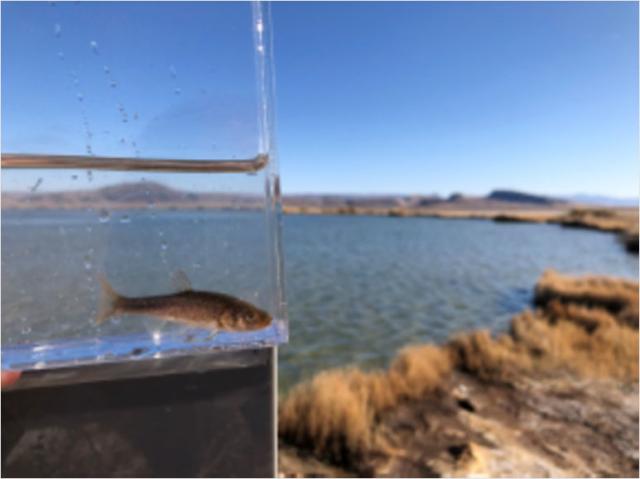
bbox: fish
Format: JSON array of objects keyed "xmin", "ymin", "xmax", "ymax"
[{"xmin": 96, "ymin": 272, "xmax": 272, "ymax": 332}]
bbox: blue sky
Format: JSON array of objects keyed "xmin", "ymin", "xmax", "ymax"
[{"xmin": 2, "ymin": 2, "xmax": 638, "ymax": 197}]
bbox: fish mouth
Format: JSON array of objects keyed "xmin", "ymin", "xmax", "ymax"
[{"xmin": 251, "ymin": 314, "xmax": 273, "ymax": 330}]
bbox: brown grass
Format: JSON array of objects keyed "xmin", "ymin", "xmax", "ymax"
[
  {"xmin": 279, "ymin": 271, "xmax": 639, "ymax": 466},
  {"xmin": 278, "ymin": 345, "xmax": 453, "ymax": 464},
  {"xmin": 535, "ymin": 269, "xmax": 639, "ymax": 327},
  {"xmin": 552, "ymin": 208, "xmax": 638, "ymax": 234}
]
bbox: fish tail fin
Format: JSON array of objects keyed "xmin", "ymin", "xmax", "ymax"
[{"xmin": 96, "ymin": 274, "xmax": 121, "ymax": 325}]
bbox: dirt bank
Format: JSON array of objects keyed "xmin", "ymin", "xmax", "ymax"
[{"xmin": 278, "ymin": 271, "xmax": 639, "ymax": 477}]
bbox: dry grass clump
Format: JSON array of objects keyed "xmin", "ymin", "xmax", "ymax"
[
  {"xmin": 279, "ymin": 368, "xmax": 375, "ymax": 464},
  {"xmin": 448, "ymin": 330, "xmax": 529, "ymax": 382},
  {"xmin": 509, "ymin": 309, "xmax": 638, "ymax": 382},
  {"xmin": 554, "ymin": 208, "xmax": 638, "ymax": 234},
  {"xmin": 535, "ymin": 269, "xmax": 638, "ymax": 327},
  {"xmin": 387, "ymin": 344, "xmax": 453, "ymax": 401},
  {"xmin": 279, "ymin": 271, "xmax": 639, "ymax": 466},
  {"xmin": 279, "ymin": 345, "xmax": 453, "ymax": 466}
]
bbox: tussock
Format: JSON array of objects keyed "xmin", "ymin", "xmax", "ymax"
[
  {"xmin": 535, "ymin": 269, "xmax": 638, "ymax": 327},
  {"xmin": 279, "ymin": 271, "xmax": 639, "ymax": 466},
  {"xmin": 279, "ymin": 346, "xmax": 453, "ymax": 466}
]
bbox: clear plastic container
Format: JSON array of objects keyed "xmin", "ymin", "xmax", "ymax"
[{"xmin": 1, "ymin": 1, "xmax": 287, "ymax": 371}]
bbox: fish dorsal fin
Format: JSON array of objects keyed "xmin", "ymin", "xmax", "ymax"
[{"xmin": 172, "ymin": 270, "xmax": 193, "ymax": 292}]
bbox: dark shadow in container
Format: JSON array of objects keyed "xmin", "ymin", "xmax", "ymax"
[{"xmin": 2, "ymin": 348, "xmax": 275, "ymax": 478}]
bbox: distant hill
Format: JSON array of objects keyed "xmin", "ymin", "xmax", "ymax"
[
  {"xmin": 487, "ymin": 190, "xmax": 563, "ymax": 205},
  {"xmin": 1, "ymin": 181, "xmax": 263, "ymax": 210},
  {"xmin": 563, "ymin": 194, "xmax": 638, "ymax": 208},
  {"xmin": 4, "ymin": 182, "xmax": 634, "ymax": 213}
]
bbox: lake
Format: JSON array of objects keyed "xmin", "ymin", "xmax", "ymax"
[
  {"xmin": 2, "ymin": 210, "xmax": 637, "ymax": 385},
  {"xmin": 278, "ymin": 214, "xmax": 638, "ymax": 391}
]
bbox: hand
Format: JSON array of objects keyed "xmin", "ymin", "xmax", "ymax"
[{"xmin": 1, "ymin": 371, "xmax": 21, "ymax": 389}]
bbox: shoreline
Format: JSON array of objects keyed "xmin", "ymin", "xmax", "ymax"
[
  {"xmin": 282, "ymin": 205, "xmax": 638, "ymax": 254},
  {"xmin": 278, "ymin": 270, "xmax": 639, "ymax": 477}
]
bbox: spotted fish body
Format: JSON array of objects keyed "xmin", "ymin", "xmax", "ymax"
[{"xmin": 97, "ymin": 275, "xmax": 272, "ymax": 332}]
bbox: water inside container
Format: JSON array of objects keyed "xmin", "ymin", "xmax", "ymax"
[{"xmin": 1, "ymin": 1, "xmax": 287, "ymax": 371}]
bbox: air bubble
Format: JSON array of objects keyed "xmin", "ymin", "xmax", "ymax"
[
  {"xmin": 57, "ymin": 51, "xmax": 64, "ymax": 60},
  {"xmin": 22, "ymin": 325, "xmax": 32, "ymax": 335},
  {"xmin": 98, "ymin": 209, "xmax": 110, "ymax": 223},
  {"xmin": 89, "ymin": 40, "xmax": 99, "ymax": 54},
  {"xmin": 34, "ymin": 361, "xmax": 46, "ymax": 369},
  {"xmin": 54, "ymin": 23, "xmax": 62, "ymax": 37},
  {"xmin": 169, "ymin": 65, "xmax": 177, "ymax": 78},
  {"xmin": 86, "ymin": 170, "xmax": 93, "ymax": 181},
  {"xmin": 77, "ymin": 93, "xmax": 84, "ymax": 102},
  {"xmin": 86, "ymin": 144, "xmax": 94, "ymax": 155},
  {"xmin": 83, "ymin": 255, "xmax": 93, "ymax": 270},
  {"xmin": 174, "ymin": 88, "xmax": 182, "ymax": 95},
  {"xmin": 120, "ymin": 138, "xmax": 126, "ymax": 144},
  {"xmin": 120, "ymin": 215, "xmax": 131, "ymax": 224},
  {"xmin": 152, "ymin": 331, "xmax": 162, "ymax": 345},
  {"xmin": 133, "ymin": 112, "xmax": 139, "ymax": 120},
  {"xmin": 160, "ymin": 240, "xmax": 168, "ymax": 251},
  {"xmin": 109, "ymin": 80, "xmax": 117, "ymax": 88},
  {"xmin": 103, "ymin": 65, "xmax": 110, "ymax": 74}
]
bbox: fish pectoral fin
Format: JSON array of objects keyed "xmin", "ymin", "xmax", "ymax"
[{"xmin": 171, "ymin": 270, "xmax": 193, "ymax": 292}]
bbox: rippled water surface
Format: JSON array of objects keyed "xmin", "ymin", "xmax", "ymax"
[
  {"xmin": 278, "ymin": 215, "xmax": 638, "ymax": 391},
  {"xmin": 3, "ymin": 209, "xmax": 637, "ymax": 383}
]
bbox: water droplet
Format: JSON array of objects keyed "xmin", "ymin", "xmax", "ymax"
[
  {"xmin": 30, "ymin": 178, "xmax": 43, "ymax": 193},
  {"xmin": 120, "ymin": 215, "xmax": 131, "ymax": 224},
  {"xmin": 86, "ymin": 144, "xmax": 93, "ymax": 155},
  {"xmin": 57, "ymin": 51, "xmax": 64, "ymax": 60},
  {"xmin": 83, "ymin": 255, "xmax": 93, "ymax": 270},
  {"xmin": 86, "ymin": 225, "xmax": 93, "ymax": 233},
  {"xmin": 103, "ymin": 65, "xmax": 110, "ymax": 74},
  {"xmin": 89, "ymin": 40, "xmax": 99, "ymax": 54},
  {"xmin": 120, "ymin": 138, "xmax": 126, "ymax": 144},
  {"xmin": 193, "ymin": 262, "xmax": 202, "ymax": 269},
  {"xmin": 22, "ymin": 325, "xmax": 32, "ymax": 335},
  {"xmin": 86, "ymin": 170, "xmax": 93, "ymax": 181},
  {"xmin": 54, "ymin": 23, "xmax": 62, "ymax": 37},
  {"xmin": 77, "ymin": 93, "xmax": 84, "ymax": 102},
  {"xmin": 169, "ymin": 65, "xmax": 177, "ymax": 78},
  {"xmin": 133, "ymin": 112, "xmax": 139, "ymax": 120},
  {"xmin": 174, "ymin": 88, "xmax": 182, "ymax": 95},
  {"xmin": 109, "ymin": 79, "xmax": 117, "ymax": 88},
  {"xmin": 34, "ymin": 361, "xmax": 46, "ymax": 369},
  {"xmin": 98, "ymin": 209, "xmax": 110, "ymax": 223},
  {"xmin": 160, "ymin": 240, "xmax": 168, "ymax": 251},
  {"xmin": 158, "ymin": 231, "xmax": 164, "ymax": 237},
  {"xmin": 71, "ymin": 175, "xmax": 78, "ymax": 180},
  {"xmin": 257, "ymin": 44, "xmax": 265, "ymax": 54},
  {"xmin": 152, "ymin": 331, "xmax": 162, "ymax": 345}
]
